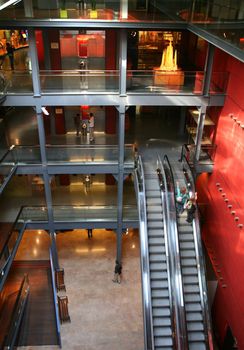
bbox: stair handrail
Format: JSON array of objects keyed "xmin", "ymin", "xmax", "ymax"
[
  {"xmin": 2, "ymin": 274, "xmax": 30, "ymax": 350},
  {"xmin": 157, "ymin": 154, "xmax": 188, "ymax": 349},
  {"xmin": 49, "ymin": 249, "xmax": 62, "ymax": 348},
  {"xmin": 134, "ymin": 155, "xmax": 154, "ymax": 350},
  {"xmin": 181, "ymin": 155, "xmax": 214, "ymax": 350}
]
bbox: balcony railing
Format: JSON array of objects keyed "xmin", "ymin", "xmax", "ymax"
[
  {"xmin": 3, "ymin": 69, "xmax": 228, "ymax": 95},
  {"xmin": 1, "ymin": 144, "xmax": 135, "ymax": 166}
]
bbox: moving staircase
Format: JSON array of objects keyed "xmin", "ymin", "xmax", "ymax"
[{"xmin": 135, "ymin": 154, "xmax": 212, "ymax": 350}]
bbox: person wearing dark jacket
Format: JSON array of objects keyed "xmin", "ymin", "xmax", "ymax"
[
  {"xmin": 6, "ymin": 42, "xmax": 14, "ymax": 70},
  {"xmin": 112, "ymin": 260, "xmax": 122, "ymax": 284}
]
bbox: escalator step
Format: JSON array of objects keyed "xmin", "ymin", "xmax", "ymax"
[
  {"xmin": 183, "ymin": 276, "xmax": 199, "ymax": 284},
  {"xmin": 148, "ymin": 229, "xmax": 164, "ymax": 237},
  {"xmin": 186, "ymin": 312, "xmax": 203, "ymax": 321},
  {"xmin": 147, "ymin": 206, "xmax": 162, "ymax": 213},
  {"xmin": 182, "ymin": 267, "xmax": 198, "ymax": 275},
  {"xmin": 147, "ymin": 213, "xmax": 163, "ymax": 221},
  {"xmin": 181, "ymin": 258, "xmax": 197, "ymax": 266},
  {"xmin": 188, "ymin": 332, "xmax": 205, "ymax": 341},
  {"xmin": 152, "ymin": 298, "xmax": 170, "ymax": 308},
  {"xmin": 152, "ymin": 307, "xmax": 170, "ymax": 317},
  {"xmin": 154, "ymin": 336, "xmax": 173, "ymax": 347},
  {"xmin": 184, "ymin": 285, "xmax": 200, "ymax": 293},
  {"xmin": 188, "ymin": 342, "xmax": 206, "ymax": 350},
  {"xmin": 149, "ymin": 245, "xmax": 166, "ymax": 254},
  {"xmin": 150, "ymin": 262, "xmax": 167, "ymax": 271},
  {"xmin": 184, "ymin": 294, "xmax": 201, "ymax": 303},
  {"xmin": 154, "ymin": 326, "xmax": 172, "ymax": 337},
  {"xmin": 147, "ymin": 198, "xmax": 161, "ymax": 205},
  {"xmin": 181, "ymin": 250, "xmax": 196, "ymax": 258},
  {"xmin": 151, "ymin": 289, "xmax": 169, "ymax": 298},
  {"xmin": 147, "ymin": 221, "xmax": 164, "ymax": 229},
  {"xmin": 151, "ymin": 280, "xmax": 168, "ymax": 289},
  {"xmin": 149, "ymin": 254, "xmax": 166, "ymax": 263},
  {"xmin": 153, "ymin": 317, "xmax": 171, "ymax": 327},
  {"xmin": 149, "ymin": 236, "xmax": 165, "ymax": 246},
  {"xmin": 179, "ymin": 233, "xmax": 194, "ymax": 241},
  {"xmin": 185, "ymin": 302, "xmax": 202, "ymax": 312},
  {"xmin": 151, "ymin": 271, "xmax": 168, "ymax": 280},
  {"xmin": 187, "ymin": 322, "xmax": 204, "ymax": 332},
  {"xmin": 180, "ymin": 241, "xmax": 195, "ymax": 249}
]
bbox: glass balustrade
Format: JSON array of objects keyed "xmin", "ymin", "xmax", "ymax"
[
  {"xmin": 40, "ymin": 70, "xmax": 119, "ymax": 93},
  {"xmin": 2, "ymin": 69, "xmax": 229, "ymax": 95},
  {"xmin": 0, "ymin": 145, "xmax": 135, "ymax": 166},
  {"xmin": 21, "ymin": 205, "xmax": 138, "ymax": 223}
]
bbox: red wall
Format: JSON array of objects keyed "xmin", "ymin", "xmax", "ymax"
[{"xmin": 197, "ymin": 51, "xmax": 244, "ymax": 347}]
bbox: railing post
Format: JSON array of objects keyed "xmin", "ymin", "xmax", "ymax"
[
  {"xmin": 119, "ymin": 29, "xmax": 127, "ymax": 96},
  {"xmin": 36, "ymin": 107, "xmax": 59, "ymax": 269},
  {"xmin": 116, "ymin": 105, "xmax": 125, "ymax": 264},
  {"xmin": 28, "ymin": 29, "xmax": 41, "ymax": 97},
  {"xmin": 194, "ymin": 106, "xmax": 207, "ymax": 163}
]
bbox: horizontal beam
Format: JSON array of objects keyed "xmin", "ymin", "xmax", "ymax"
[{"xmin": 3, "ymin": 93, "xmax": 210, "ymax": 107}]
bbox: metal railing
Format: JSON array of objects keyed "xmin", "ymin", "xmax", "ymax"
[
  {"xmin": 157, "ymin": 154, "xmax": 188, "ymax": 349},
  {"xmin": 134, "ymin": 155, "xmax": 154, "ymax": 350},
  {"xmin": 2, "ymin": 274, "xmax": 30, "ymax": 350}
]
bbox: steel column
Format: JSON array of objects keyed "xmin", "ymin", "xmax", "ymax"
[
  {"xmin": 37, "ymin": 109, "xmax": 59, "ymax": 268},
  {"xmin": 119, "ymin": 29, "xmax": 127, "ymax": 96},
  {"xmin": 116, "ymin": 106, "xmax": 126, "ymax": 264},
  {"xmin": 203, "ymin": 43, "xmax": 215, "ymax": 96},
  {"xmin": 24, "ymin": 0, "xmax": 33, "ymax": 17},
  {"xmin": 28, "ymin": 29, "xmax": 41, "ymax": 96},
  {"xmin": 120, "ymin": 0, "xmax": 128, "ymax": 19},
  {"xmin": 194, "ymin": 106, "xmax": 206, "ymax": 162}
]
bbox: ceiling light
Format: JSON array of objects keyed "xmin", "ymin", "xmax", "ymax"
[{"xmin": 41, "ymin": 107, "xmax": 49, "ymax": 116}]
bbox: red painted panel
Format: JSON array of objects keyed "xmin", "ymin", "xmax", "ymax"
[
  {"xmin": 48, "ymin": 29, "xmax": 62, "ymax": 70},
  {"xmin": 197, "ymin": 50, "xmax": 244, "ymax": 348},
  {"xmin": 35, "ymin": 30, "xmax": 45, "ymax": 70}
]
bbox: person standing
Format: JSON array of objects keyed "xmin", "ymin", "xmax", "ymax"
[
  {"xmin": 185, "ymin": 196, "xmax": 196, "ymax": 223},
  {"xmin": 112, "ymin": 260, "xmax": 122, "ymax": 284},
  {"xmin": 175, "ymin": 182, "xmax": 189, "ymax": 215},
  {"xmin": 6, "ymin": 42, "xmax": 14, "ymax": 70},
  {"xmin": 87, "ymin": 228, "xmax": 93, "ymax": 239},
  {"xmin": 74, "ymin": 113, "xmax": 81, "ymax": 136},
  {"xmin": 88, "ymin": 112, "xmax": 95, "ymax": 142}
]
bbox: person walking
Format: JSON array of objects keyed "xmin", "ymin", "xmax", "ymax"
[
  {"xmin": 6, "ymin": 42, "xmax": 14, "ymax": 70},
  {"xmin": 74, "ymin": 113, "xmax": 81, "ymax": 136},
  {"xmin": 88, "ymin": 112, "xmax": 95, "ymax": 142},
  {"xmin": 112, "ymin": 260, "xmax": 122, "ymax": 284}
]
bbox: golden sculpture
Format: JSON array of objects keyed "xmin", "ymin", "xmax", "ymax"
[{"xmin": 154, "ymin": 34, "xmax": 184, "ymax": 87}]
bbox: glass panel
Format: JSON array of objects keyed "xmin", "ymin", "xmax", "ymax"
[
  {"xmin": 127, "ymin": 70, "xmax": 205, "ymax": 94},
  {"xmin": 4, "ymin": 70, "xmax": 33, "ymax": 94},
  {"xmin": 40, "ymin": 70, "xmax": 119, "ymax": 93},
  {"xmin": 0, "ymin": 214, "xmax": 25, "ymax": 272},
  {"xmin": 2, "ymin": 146, "xmax": 42, "ymax": 164},
  {"xmin": 0, "ymin": 0, "xmax": 188, "ymax": 22},
  {"xmin": 210, "ymin": 71, "xmax": 229, "ymax": 94},
  {"xmin": 21, "ymin": 205, "xmax": 138, "ymax": 222},
  {"xmin": 46, "ymin": 145, "xmax": 134, "ymax": 164}
]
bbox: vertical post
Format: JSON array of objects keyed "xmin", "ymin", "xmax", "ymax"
[
  {"xmin": 36, "ymin": 107, "xmax": 59, "ymax": 268},
  {"xmin": 178, "ymin": 106, "xmax": 187, "ymax": 136},
  {"xmin": 24, "ymin": 0, "xmax": 33, "ymax": 17},
  {"xmin": 119, "ymin": 29, "xmax": 127, "ymax": 96},
  {"xmin": 116, "ymin": 105, "xmax": 125, "ymax": 264},
  {"xmin": 203, "ymin": 43, "xmax": 215, "ymax": 96},
  {"xmin": 28, "ymin": 29, "xmax": 41, "ymax": 96},
  {"xmin": 194, "ymin": 106, "xmax": 206, "ymax": 162},
  {"xmin": 120, "ymin": 0, "xmax": 128, "ymax": 19},
  {"xmin": 42, "ymin": 30, "xmax": 52, "ymax": 70}
]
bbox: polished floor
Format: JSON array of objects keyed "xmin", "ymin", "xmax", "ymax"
[{"xmin": 15, "ymin": 228, "xmax": 144, "ymax": 350}]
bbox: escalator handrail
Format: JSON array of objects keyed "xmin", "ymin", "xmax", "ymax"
[
  {"xmin": 182, "ymin": 155, "xmax": 214, "ymax": 350},
  {"xmin": 158, "ymin": 154, "xmax": 188, "ymax": 349},
  {"xmin": 2, "ymin": 274, "xmax": 30, "ymax": 349},
  {"xmin": 134, "ymin": 155, "xmax": 154, "ymax": 350},
  {"xmin": 156, "ymin": 162, "xmax": 176, "ymax": 349}
]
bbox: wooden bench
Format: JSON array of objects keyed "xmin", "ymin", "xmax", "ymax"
[
  {"xmin": 58, "ymin": 295, "xmax": 71, "ymax": 324},
  {"xmin": 55, "ymin": 268, "xmax": 66, "ymax": 292}
]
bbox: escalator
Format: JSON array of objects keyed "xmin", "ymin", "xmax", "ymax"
[
  {"xmin": 135, "ymin": 156, "xmax": 187, "ymax": 350},
  {"xmin": 168, "ymin": 155, "xmax": 213, "ymax": 350},
  {"xmin": 135, "ymin": 154, "xmax": 213, "ymax": 350}
]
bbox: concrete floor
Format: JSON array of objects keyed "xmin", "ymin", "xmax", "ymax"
[{"xmin": 15, "ymin": 228, "xmax": 144, "ymax": 350}]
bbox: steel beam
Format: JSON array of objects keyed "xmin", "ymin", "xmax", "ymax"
[
  {"xmin": 203, "ymin": 43, "xmax": 215, "ymax": 96},
  {"xmin": 28, "ymin": 29, "xmax": 41, "ymax": 96}
]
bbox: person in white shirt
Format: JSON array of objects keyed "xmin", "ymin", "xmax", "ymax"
[{"xmin": 88, "ymin": 112, "xmax": 95, "ymax": 142}]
